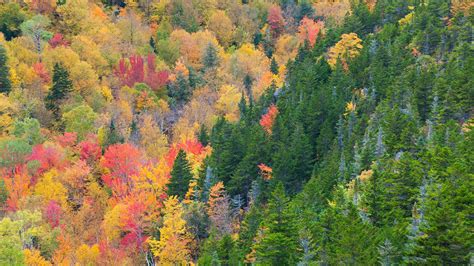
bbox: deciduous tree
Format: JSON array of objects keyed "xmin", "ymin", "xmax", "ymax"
[{"xmin": 148, "ymin": 196, "xmax": 192, "ymax": 264}]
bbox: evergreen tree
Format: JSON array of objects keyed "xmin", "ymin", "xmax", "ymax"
[
  {"xmin": 296, "ymin": 0, "xmax": 314, "ymax": 21},
  {"xmin": 168, "ymin": 72, "xmax": 192, "ymax": 106},
  {"xmin": 243, "ymin": 74, "xmax": 253, "ymax": 105},
  {"xmin": 405, "ymin": 129, "xmax": 473, "ymax": 264},
  {"xmin": 270, "ymin": 57, "xmax": 279, "ymax": 75},
  {"xmin": 273, "ymin": 123, "xmax": 313, "ymax": 194},
  {"xmin": 169, "ymin": 149, "xmax": 193, "ymax": 199},
  {"xmin": 104, "ymin": 120, "xmax": 124, "ymax": 147},
  {"xmin": 229, "ymin": 126, "xmax": 269, "ymax": 198},
  {"xmin": 0, "ymin": 44, "xmax": 11, "ymax": 94},
  {"xmin": 238, "ymin": 92, "xmax": 247, "ymax": 120},
  {"xmin": 255, "ymin": 183, "xmax": 299, "ymax": 264},
  {"xmin": 0, "ymin": 179, "xmax": 8, "ymax": 206},
  {"xmin": 45, "ymin": 63, "xmax": 73, "ymax": 120},
  {"xmin": 203, "ymin": 43, "xmax": 219, "ymax": 71},
  {"xmin": 197, "ymin": 124, "xmax": 210, "ymax": 146},
  {"xmin": 149, "ymin": 36, "xmax": 157, "ymax": 53},
  {"xmin": 210, "ymin": 118, "xmax": 243, "ymax": 185},
  {"xmin": 238, "ymin": 205, "xmax": 263, "ymax": 259}
]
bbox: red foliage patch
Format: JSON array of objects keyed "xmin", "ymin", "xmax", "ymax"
[
  {"xmin": 48, "ymin": 33, "xmax": 70, "ymax": 48},
  {"xmin": 44, "ymin": 200, "xmax": 62, "ymax": 228},
  {"xmin": 259, "ymin": 104, "xmax": 279, "ymax": 134}
]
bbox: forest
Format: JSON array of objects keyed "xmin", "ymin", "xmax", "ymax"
[{"xmin": 0, "ymin": 0, "xmax": 472, "ymax": 265}]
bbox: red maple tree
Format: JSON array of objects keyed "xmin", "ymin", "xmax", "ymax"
[{"xmin": 259, "ymin": 104, "xmax": 279, "ymax": 134}]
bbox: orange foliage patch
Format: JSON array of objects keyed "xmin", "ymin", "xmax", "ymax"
[
  {"xmin": 258, "ymin": 163, "xmax": 273, "ymax": 180},
  {"xmin": 259, "ymin": 104, "xmax": 279, "ymax": 134}
]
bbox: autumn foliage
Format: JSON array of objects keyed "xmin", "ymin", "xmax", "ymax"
[
  {"xmin": 0, "ymin": 0, "xmax": 470, "ymax": 265},
  {"xmin": 327, "ymin": 33, "xmax": 363, "ymax": 69},
  {"xmin": 297, "ymin": 17, "xmax": 324, "ymax": 47},
  {"xmin": 259, "ymin": 104, "xmax": 279, "ymax": 134},
  {"xmin": 115, "ymin": 54, "xmax": 169, "ymax": 90}
]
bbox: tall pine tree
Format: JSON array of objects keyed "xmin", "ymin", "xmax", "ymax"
[
  {"xmin": 45, "ymin": 63, "xmax": 73, "ymax": 120},
  {"xmin": 0, "ymin": 44, "xmax": 11, "ymax": 94},
  {"xmin": 169, "ymin": 149, "xmax": 193, "ymax": 199},
  {"xmin": 255, "ymin": 183, "xmax": 300, "ymax": 264}
]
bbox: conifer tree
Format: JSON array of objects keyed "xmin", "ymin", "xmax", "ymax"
[
  {"xmin": 270, "ymin": 57, "xmax": 279, "ymax": 75},
  {"xmin": 0, "ymin": 179, "xmax": 8, "ymax": 206},
  {"xmin": 273, "ymin": 123, "xmax": 313, "ymax": 194},
  {"xmin": 0, "ymin": 44, "xmax": 11, "ymax": 94},
  {"xmin": 103, "ymin": 120, "xmax": 124, "ymax": 147},
  {"xmin": 203, "ymin": 43, "xmax": 219, "ymax": 71},
  {"xmin": 168, "ymin": 72, "xmax": 191, "ymax": 106},
  {"xmin": 45, "ymin": 63, "xmax": 73, "ymax": 120},
  {"xmin": 197, "ymin": 124, "xmax": 209, "ymax": 147},
  {"xmin": 243, "ymin": 74, "xmax": 253, "ymax": 105},
  {"xmin": 210, "ymin": 118, "xmax": 243, "ymax": 185},
  {"xmin": 255, "ymin": 183, "xmax": 299, "ymax": 264},
  {"xmin": 149, "ymin": 36, "xmax": 157, "ymax": 53},
  {"xmin": 169, "ymin": 149, "xmax": 193, "ymax": 199}
]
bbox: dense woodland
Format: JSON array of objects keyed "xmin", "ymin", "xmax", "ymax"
[{"xmin": 0, "ymin": 0, "xmax": 472, "ymax": 264}]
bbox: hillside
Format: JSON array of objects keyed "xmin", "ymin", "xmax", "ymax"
[{"xmin": 0, "ymin": 0, "xmax": 472, "ymax": 265}]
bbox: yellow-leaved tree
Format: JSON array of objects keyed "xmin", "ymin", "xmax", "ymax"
[
  {"xmin": 34, "ymin": 169, "xmax": 68, "ymax": 207},
  {"xmin": 327, "ymin": 32, "xmax": 363, "ymax": 70},
  {"xmin": 147, "ymin": 196, "xmax": 193, "ymax": 264},
  {"xmin": 24, "ymin": 249, "xmax": 52, "ymax": 266},
  {"xmin": 214, "ymin": 84, "xmax": 241, "ymax": 122}
]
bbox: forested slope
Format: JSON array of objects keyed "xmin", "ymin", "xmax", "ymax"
[{"xmin": 0, "ymin": 0, "xmax": 472, "ymax": 265}]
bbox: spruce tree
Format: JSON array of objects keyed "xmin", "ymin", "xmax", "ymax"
[
  {"xmin": 197, "ymin": 124, "xmax": 210, "ymax": 146},
  {"xmin": 169, "ymin": 149, "xmax": 193, "ymax": 199},
  {"xmin": 273, "ymin": 123, "xmax": 313, "ymax": 194},
  {"xmin": 238, "ymin": 92, "xmax": 247, "ymax": 119},
  {"xmin": 168, "ymin": 72, "xmax": 191, "ymax": 106},
  {"xmin": 270, "ymin": 57, "xmax": 279, "ymax": 75},
  {"xmin": 0, "ymin": 179, "xmax": 8, "ymax": 206},
  {"xmin": 238, "ymin": 205, "xmax": 263, "ymax": 258},
  {"xmin": 0, "ymin": 44, "xmax": 11, "ymax": 94},
  {"xmin": 45, "ymin": 63, "xmax": 73, "ymax": 120},
  {"xmin": 243, "ymin": 74, "xmax": 253, "ymax": 105},
  {"xmin": 104, "ymin": 120, "xmax": 124, "ymax": 147},
  {"xmin": 255, "ymin": 183, "xmax": 299, "ymax": 264},
  {"xmin": 210, "ymin": 118, "xmax": 243, "ymax": 185},
  {"xmin": 203, "ymin": 43, "xmax": 218, "ymax": 71},
  {"xmin": 149, "ymin": 36, "xmax": 157, "ymax": 53}
]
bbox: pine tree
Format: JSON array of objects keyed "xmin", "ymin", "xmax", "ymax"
[
  {"xmin": 243, "ymin": 74, "xmax": 253, "ymax": 105},
  {"xmin": 312, "ymin": 188, "xmax": 381, "ymax": 265},
  {"xmin": 273, "ymin": 123, "xmax": 313, "ymax": 194},
  {"xmin": 406, "ymin": 130, "xmax": 473, "ymax": 264},
  {"xmin": 104, "ymin": 120, "xmax": 124, "ymax": 147},
  {"xmin": 45, "ymin": 63, "xmax": 73, "ymax": 120},
  {"xmin": 270, "ymin": 57, "xmax": 279, "ymax": 75},
  {"xmin": 238, "ymin": 205, "xmax": 263, "ymax": 259},
  {"xmin": 255, "ymin": 183, "xmax": 299, "ymax": 264},
  {"xmin": 0, "ymin": 44, "xmax": 11, "ymax": 94},
  {"xmin": 169, "ymin": 149, "xmax": 194, "ymax": 199},
  {"xmin": 238, "ymin": 92, "xmax": 247, "ymax": 119},
  {"xmin": 149, "ymin": 36, "xmax": 157, "ymax": 53},
  {"xmin": 381, "ymin": 154, "xmax": 424, "ymax": 223},
  {"xmin": 168, "ymin": 72, "xmax": 191, "ymax": 106},
  {"xmin": 0, "ymin": 179, "xmax": 8, "ymax": 206},
  {"xmin": 210, "ymin": 118, "xmax": 243, "ymax": 185},
  {"xmin": 203, "ymin": 43, "xmax": 219, "ymax": 71},
  {"xmin": 198, "ymin": 124, "xmax": 210, "ymax": 146}
]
